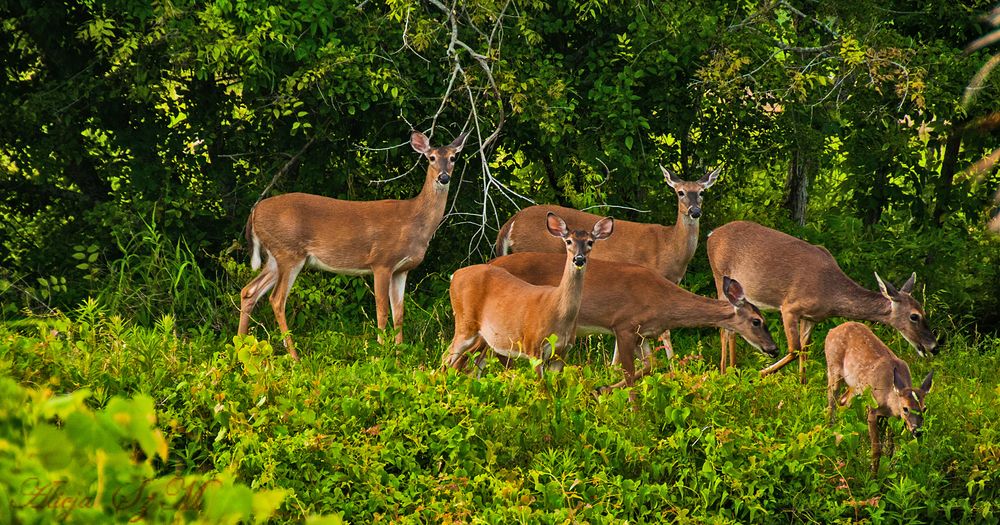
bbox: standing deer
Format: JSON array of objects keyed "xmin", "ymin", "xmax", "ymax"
[
  {"xmin": 495, "ymin": 166, "xmax": 719, "ymax": 283},
  {"xmin": 707, "ymin": 220, "xmax": 938, "ymax": 383},
  {"xmin": 825, "ymin": 321, "xmax": 933, "ymax": 473},
  {"xmin": 494, "ymin": 165, "xmax": 720, "ymax": 359},
  {"xmin": 238, "ymin": 130, "xmax": 469, "ymax": 359},
  {"xmin": 485, "ymin": 252, "xmax": 779, "ymax": 391},
  {"xmin": 444, "ymin": 213, "xmax": 614, "ymax": 375}
]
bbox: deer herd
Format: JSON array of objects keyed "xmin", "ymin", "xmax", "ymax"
[{"xmin": 238, "ymin": 130, "xmax": 938, "ymax": 473}]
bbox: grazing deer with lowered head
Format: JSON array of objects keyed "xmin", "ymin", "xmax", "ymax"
[
  {"xmin": 494, "ymin": 165, "xmax": 720, "ymax": 359},
  {"xmin": 707, "ymin": 220, "xmax": 937, "ymax": 383},
  {"xmin": 485, "ymin": 252, "xmax": 779, "ymax": 391},
  {"xmin": 444, "ymin": 213, "xmax": 614, "ymax": 375},
  {"xmin": 825, "ymin": 321, "xmax": 933, "ymax": 474},
  {"xmin": 238, "ymin": 130, "xmax": 469, "ymax": 359}
]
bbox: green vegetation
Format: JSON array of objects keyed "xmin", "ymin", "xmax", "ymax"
[
  {"xmin": 2, "ymin": 302, "xmax": 999, "ymax": 523},
  {"xmin": 3, "ymin": 1, "xmax": 1000, "ymax": 523}
]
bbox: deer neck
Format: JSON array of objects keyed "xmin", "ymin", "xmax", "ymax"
[
  {"xmin": 668, "ymin": 210, "xmax": 699, "ymax": 267},
  {"xmin": 663, "ymin": 291, "xmax": 732, "ymax": 329},
  {"xmin": 552, "ymin": 254, "xmax": 588, "ymax": 326},
  {"xmin": 412, "ymin": 171, "xmax": 450, "ymax": 232},
  {"xmin": 830, "ymin": 280, "xmax": 892, "ymax": 324}
]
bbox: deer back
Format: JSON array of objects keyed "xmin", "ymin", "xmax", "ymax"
[{"xmin": 496, "ymin": 205, "xmax": 674, "ymax": 275}]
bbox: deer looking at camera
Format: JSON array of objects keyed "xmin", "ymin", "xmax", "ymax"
[
  {"xmin": 495, "ymin": 166, "xmax": 720, "ymax": 359},
  {"xmin": 825, "ymin": 321, "xmax": 934, "ymax": 474},
  {"xmin": 707, "ymin": 220, "xmax": 937, "ymax": 383},
  {"xmin": 484, "ymin": 252, "xmax": 779, "ymax": 391},
  {"xmin": 444, "ymin": 213, "xmax": 614, "ymax": 375},
  {"xmin": 238, "ymin": 130, "xmax": 469, "ymax": 359}
]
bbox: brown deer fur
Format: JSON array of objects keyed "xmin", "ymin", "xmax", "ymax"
[
  {"xmin": 825, "ymin": 321, "xmax": 933, "ymax": 473},
  {"xmin": 444, "ymin": 214, "xmax": 613, "ymax": 375},
  {"xmin": 487, "ymin": 252, "xmax": 779, "ymax": 391},
  {"xmin": 238, "ymin": 131, "xmax": 469, "ymax": 359},
  {"xmin": 707, "ymin": 220, "xmax": 937, "ymax": 382}
]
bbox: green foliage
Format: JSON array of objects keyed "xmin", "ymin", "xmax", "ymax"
[
  {"xmin": 3, "ymin": 312, "xmax": 1000, "ymax": 523},
  {"xmin": 0, "ymin": 373, "xmax": 285, "ymax": 523}
]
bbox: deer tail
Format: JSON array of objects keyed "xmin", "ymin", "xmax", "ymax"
[
  {"xmin": 494, "ymin": 217, "xmax": 515, "ymax": 258},
  {"xmin": 245, "ymin": 208, "xmax": 262, "ymax": 270}
]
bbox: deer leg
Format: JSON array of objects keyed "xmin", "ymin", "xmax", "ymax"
[
  {"xmin": 798, "ymin": 319, "xmax": 815, "ymax": 384},
  {"xmin": 268, "ymin": 260, "xmax": 305, "ymax": 360},
  {"xmin": 760, "ymin": 310, "xmax": 800, "ymax": 377},
  {"xmin": 827, "ymin": 376, "xmax": 842, "ymax": 426},
  {"xmin": 883, "ymin": 419, "xmax": 895, "ymax": 458},
  {"xmin": 637, "ymin": 338, "xmax": 658, "ymax": 376},
  {"xmin": 388, "ymin": 271, "xmax": 408, "ymax": 344},
  {"xmin": 373, "ymin": 268, "xmax": 392, "ymax": 344},
  {"xmin": 659, "ymin": 330, "xmax": 674, "ymax": 361},
  {"xmin": 238, "ymin": 258, "xmax": 278, "ymax": 336},
  {"xmin": 719, "ymin": 329, "xmax": 730, "ymax": 372},
  {"xmin": 444, "ymin": 333, "xmax": 481, "ymax": 370},
  {"xmin": 598, "ymin": 330, "xmax": 639, "ymax": 394},
  {"xmin": 727, "ymin": 328, "xmax": 737, "ymax": 369},
  {"xmin": 868, "ymin": 409, "xmax": 882, "ymax": 474}
]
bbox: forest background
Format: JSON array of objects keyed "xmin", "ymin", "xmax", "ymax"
[{"xmin": 2, "ymin": 0, "xmax": 1000, "ymax": 523}]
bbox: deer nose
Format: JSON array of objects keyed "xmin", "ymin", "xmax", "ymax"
[
  {"xmin": 437, "ymin": 173, "xmax": 451, "ymax": 184},
  {"xmin": 689, "ymin": 207, "xmax": 702, "ymax": 219},
  {"xmin": 573, "ymin": 254, "xmax": 587, "ymax": 267}
]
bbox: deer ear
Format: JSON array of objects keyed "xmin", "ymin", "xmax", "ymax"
[
  {"xmin": 892, "ymin": 366, "xmax": 908, "ymax": 393},
  {"xmin": 875, "ymin": 272, "xmax": 899, "ymax": 301},
  {"xmin": 723, "ymin": 276, "xmax": 746, "ymax": 307},
  {"xmin": 591, "ymin": 217, "xmax": 614, "ymax": 240},
  {"xmin": 411, "ymin": 131, "xmax": 431, "ymax": 154},
  {"xmin": 661, "ymin": 165, "xmax": 682, "ymax": 188},
  {"xmin": 700, "ymin": 167, "xmax": 721, "ymax": 188},
  {"xmin": 449, "ymin": 131, "xmax": 470, "ymax": 152},
  {"xmin": 900, "ymin": 272, "xmax": 916, "ymax": 294},
  {"xmin": 920, "ymin": 370, "xmax": 934, "ymax": 393},
  {"xmin": 546, "ymin": 212, "xmax": 568, "ymax": 238}
]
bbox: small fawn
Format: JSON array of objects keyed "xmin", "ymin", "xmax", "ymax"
[{"xmin": 825, "ymin": 321, "xmax": 934, "ymax": 473}]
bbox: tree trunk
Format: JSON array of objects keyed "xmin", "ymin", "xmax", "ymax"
[{"xmin": 783, "ymin": 147, "xmax": 815, "ymax": 226}]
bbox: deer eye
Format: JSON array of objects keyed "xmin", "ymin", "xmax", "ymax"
[
  {"xmin": 449, "ymin": 155, "xmax": 456, "ymax": 162},
  {"xmin": 429, "ymin": 155, "xmax": 437, "ymax": 162},
  {"xmin": 587, "ymin": 240, "xmax": 594, "ymax": 247},
  {"xmin": 565, "ymin": 239, "xmax": 572, "ymax": 245},
  {"xmin": 903, "ymin": 407, "xmax": 910, "ymax": 414},
  {"xmin": 751, "ymin": 318, "xmax": 762, "ymax": 327},
  {"xmin": 909, "ymin": 313, "xmax": 920, "ymax": 322},
  {"xmin": 677, "ymin": 191, "xmax": 685, "ymax": 197}
]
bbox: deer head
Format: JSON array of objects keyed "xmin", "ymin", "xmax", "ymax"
[
  {"xmin": 892, "ymin": 367, "xmax": 933, "ymax": 438},
  {"xmin": 875, "ymin": 272, "xmax": 938, "ymax": 357},
  {"xmin": 546, "ymin": 212, "xmax": 614, "ymax": 269},
  {"xmin": 411, "ymin": 130, "xmax": 469, "ymax": 186},
  {"xmin": 723, "ymin": 276, "xmax": 780, "ymax": 357},
  {"xmin": 661, "ymin": 166, "xmax": 721, "ymax": 220}
]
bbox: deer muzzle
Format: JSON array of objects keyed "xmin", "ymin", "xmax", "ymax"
[
  {"xmin": 437, "ymin": 173, "xmax": 451, "ymax": 184},
  {"xmin": 688, "ymin": 206, "xmax": 702, "ymax": 219},
  {"xmin": 573, "ymin": 254, "xmax": 587, "ymax": 268}
]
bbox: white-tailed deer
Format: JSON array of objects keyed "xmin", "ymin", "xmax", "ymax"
[
  {"xmin": 707, "ymin": 220, "xmax": 938, "ymax": 383},
  {"xmin": 485, "ymin": 252, "xmax": 779, "ymax": 391},
  {"xmin": 825, "ymin": 321, "xmax": 933, "ymax": 473},
  {"xmin": 494, "ymin": 166, "xmax": 720, "ymax": 360},
  {"xmin": 495, "ymin": 166, "xmax": 720, "ymax": 283},
  {"xmin": 238, "ymin": 130, "xmax": 469, "ymax": 359},
  {"xmin": 444, "ymin": 213, "xmax": 614, "ymax": 374}
]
